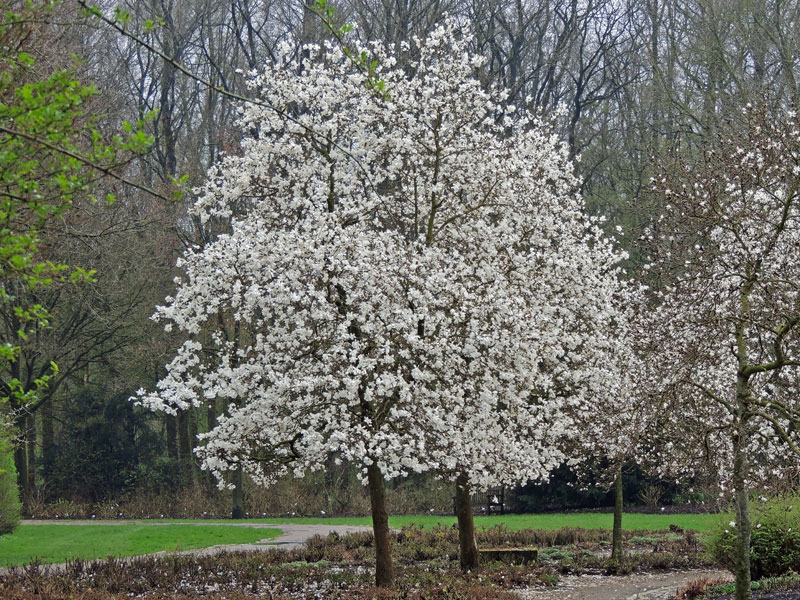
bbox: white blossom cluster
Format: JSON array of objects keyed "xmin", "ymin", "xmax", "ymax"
[
  {"xmin": 573, "ymin": 315, "xmax": 649, "ymax": 483},
  {"xmin": 640, "ymin": 107, "xmax": 800, "ymax": 489},
  {"xmin": 137, "ymin": 23, "xmax": 633, "ymax": 493}
]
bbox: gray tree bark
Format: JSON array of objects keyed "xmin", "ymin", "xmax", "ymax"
[
  {"xmin": 367, "ymin": 461, "xmax": 394, "ymax": 587},
  {"xmin": 733, "ymin": 374, "xmax": 752, "ymax": 600},
  {"xmin": 454, "ymin": 473, "xmax": 479, "ymax": 571},
  {"xmin": 611, "ymin": 464, "xmax": 624, "ymax": 562}
]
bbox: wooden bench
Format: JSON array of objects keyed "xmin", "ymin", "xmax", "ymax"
[{"xmin": 453, "ymin": 486, "xmax": 505, "ymax": 515}]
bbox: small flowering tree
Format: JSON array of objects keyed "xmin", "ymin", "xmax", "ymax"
[
  {"xmin": 571, "ymin": 327, "xmax": 649, "ymax": 563},
  {"xmin": 642, "ymin": 107, "xmax": 800, "ymax": 600},
  {"xmin": 138, "ymin": 23, "xmax": 632, "ymax": 585}
]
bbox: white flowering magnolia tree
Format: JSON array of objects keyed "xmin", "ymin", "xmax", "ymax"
[
  {"xmin": 138, "ymin": 23, "xmax": 633, "ymax": 585},
  {"xmin": 642, "ymin": 107, "xmax": 800, "ymax": 600},
  {"xmin": 570, "ymin": 319, "xmax": 649, "ymax": 563}
]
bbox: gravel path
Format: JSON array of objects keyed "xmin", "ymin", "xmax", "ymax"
[
  {"xmin": 194, "ymin": 523, "xmax": 377, "ymax": 553},
  {"xmin": 515, "ymin": 569, "xmax": 732, "ymax": 600}
]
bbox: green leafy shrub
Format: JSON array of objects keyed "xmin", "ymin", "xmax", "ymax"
[
  {"xmin": 706, "ymin": 494, "xmax": 800, "ymax": 579},
  {"xmin": 0, "ymin": 439, "xmax": 21, "ymax": 534}
]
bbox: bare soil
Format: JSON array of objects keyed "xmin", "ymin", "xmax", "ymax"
[{"xmin": 515, "ymin": 569, "xmax": 733, "ymax": 600}]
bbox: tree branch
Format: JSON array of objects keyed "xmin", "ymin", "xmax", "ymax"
[{"xmin": 0, "ymin": 125, "xmax": 171, "ymax": 202}]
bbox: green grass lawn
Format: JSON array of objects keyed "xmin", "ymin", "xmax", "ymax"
[
  {"xmin": 190, "ymin": 511, "xmax": 720, "ymax": 532},
  {"xmin": 0, "ymin": 524, "xmax": 282, "ymax": 567},
  {"xmin": 401, "ymin": 512, "xmax": 720, "ymax": 532},
  {"xmin": 3, "ymin": 512, "xmax": 718, "ymax": 568}
]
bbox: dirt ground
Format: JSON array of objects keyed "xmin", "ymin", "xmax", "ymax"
[{"xmin": 514, "ymin": 569, "xmax": 733, "ymax": 600}]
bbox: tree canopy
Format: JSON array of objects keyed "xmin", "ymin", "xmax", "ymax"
[{"xmin": 138, "ymin": 22, "xmax": 634, "ymax": 585}]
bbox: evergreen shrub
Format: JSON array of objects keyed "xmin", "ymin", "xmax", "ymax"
[
  {"xmin": 0, "ymin": 439, "xmax": 21, "ymax": 534},
  {"xmin": 706, "ymin": 494, "xmax": 800, "ymax": 579}
]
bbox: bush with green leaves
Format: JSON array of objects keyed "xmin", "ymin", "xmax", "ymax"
[
  {"xmin": 0, "ymin": 436, "xmax": 21, "ymax": 534},
  {"xmin": 706, "ymin": 494, "xmax": 800, "ymax": 580}
]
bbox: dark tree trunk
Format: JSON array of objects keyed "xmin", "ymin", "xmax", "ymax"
[
  {"xmin": 367, "ymin": 461, "xmax": 394, "ymax": 587},
  {"xmin": 25, "ymin": 415, "xmax": 35, "ymax": 497},
  {"xmin": 189, "ymin": 409, "xmax": 198, "ymax": 453},
  {"xmin": 231, "ymin": 467, "xmax": 245, "ymax": 519},
  {"xmin": 41, "ymin": 399, "xmax": 54, "ymax": 459},
  {"xmin": 14, "ymin": 443, "xmax": 28, "ymax": 511},
  {"xmin": 202, "ymin": 401, "xmax": 218, "ymax": 490},
  {"xmin": 177, "ymin": 409, "xmax": 191, "ymax": 461},
  {"xmin": 454, "ymin": 473, "xmax": 479, "ymax": 571},
  {"xmin": 166, "ymin": 414, "xmax": 178, "ymax": 459},
  {"xmin": 207, "ymin": 399, "xmax": 217, "ymax": 431},
  {"xmin": 158, "ymin": 12, "xmax": 178, "ymax": 180},
  {"xmin": 611, "ymin": 463, "xmax": 624, "ymax": 562}
]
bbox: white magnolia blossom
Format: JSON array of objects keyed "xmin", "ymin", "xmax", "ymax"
[{"xmin": 138, "ymin": 23, "xmax": 633, "ymax": 493}]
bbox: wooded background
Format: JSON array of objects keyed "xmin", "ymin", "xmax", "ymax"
[{"xmin": 3, "ymin": 0, "xmax": 799, "ymax": 516}]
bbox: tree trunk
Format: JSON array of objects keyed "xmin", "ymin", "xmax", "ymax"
[
  {"xmin": 13, "ymin": 443, "xmax": 28, "ymax": 511},
  {"xmin": 611, "ymin": 463, "xmax": 624, "ymax": 562},
  {"xmin": 189, "ymin": 409, "xmax": 198, "ymax": 453},
  {"xmin": 732, "ymin": 416, "xmax": 752, "ymax": 600},
  {"xmin": 454, "ymin": 473, "xmax": 479, "ymax": 571},
  {"xmin": 207, "ymin": 400, "xmax": 217, "ymax": 431},
  {"xmin": 202, "ymin": 401, "xmax": 218, "ymax": 490},
  {"xmin": 177, "ymin": 409, "xmax": 191, "ymax": 461},
  {"xmin": 41, "ymin": 399, "xmax": 54, "ymax": 459},
  {"xmin": 158, "ymin": 12, "xmax": 178, "ymax": 180},
  {"xmin": 166, "ymin": 414, "xmax": 178, "ymax": 460},
  {"xmin": 231, "ymin": 467, "xmax": 245, "ymax": 519},
  {"xmin": 25, "ymin": 415, "xmax": 35, "ymax": 497},
  {"xmin": 367, "ymin": 461, "xmax": 394, "ymax": 587}
]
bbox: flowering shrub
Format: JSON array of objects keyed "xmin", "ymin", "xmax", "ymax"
[{"xmin": 707, "ymin": 494, "xmax": 800, "ymax": 579}]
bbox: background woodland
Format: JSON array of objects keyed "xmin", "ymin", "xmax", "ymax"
[{"xmin": 3, "ymin": 0, "xmax": 800, "ymax": 518}]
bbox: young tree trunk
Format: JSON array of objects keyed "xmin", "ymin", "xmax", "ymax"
[
  {"xmin": 25, "ymin": 415, "xmax": 35, "ymax": 498},
  {"xmin": 454, "ymin": 473, "xmax": 479, "ymax": 571},
  {"xmin": 367, "ymin": 461, "xmax": 394, "ymax": 587},
  {"xmin": 611, "ymin": 463, "xmax": 624, "ymax": 562},
  {"xmin": 13, "ymin": 443, "xmax": 28, "ymax": 511},
  {"xmin": 231, "ymin": 467, "xmax": 245, "ymax": 519},
  {"xmin": 732, "ymin": 414, "xmax": 752, "ymax": 600}
]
